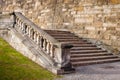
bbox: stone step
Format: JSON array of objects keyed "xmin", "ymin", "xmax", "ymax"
[
  {"xmin": 71, "ymin": 55, "xmax": 117, "ymax": 61},
  {"xmin": 70, "ymin": 52, "xmax": 112, "ymax": 57},
  {"xmin": 45, "ymin": 30, "xmax": 70, "ymax": 34},
  {"xmin": 46, "ymin": 31, "xmax": 71, "ymax": 33},
  {"xmin": 53, "ymin": 35, "xmax": 79, "ymax": 38},
  {"xmin": 72, "ymin": 44, "xmax": 96, "ymax": 47},
  {"xmin": 44, "ymin": 30, "xmax": 120, "ymax": 68},
  {"xmin": 57, "ymin": 38, "xmax": 80, "ymax": 41},
  {"xmin": 72, "ymin": 58, "xmax": 120, "ymax": 67},
  {"xmin": 70, "ymin": 42, "xmax": 91, "ymax": 44},
  {"xmin": 54, "ymin": 37, "xmax": 79, "ymax": 40},
  {"xmin": 49, "ymin": 34, "xmax": 76, "ymax": 38},
  {"xmin": 49, "ymin": 33, "xmax": 74, "ymax": 35},
  {"xmin": 58, "ymin": 39, "xmax": 80, "ymax": 42},
  {"xmin": 70, "ymin": 50, "xmax": 106, "ymax": 53},
  {"xmin": 60, "ymin": 40, "xmax": 88, "ymax": 43},
  {"xmin": 71, "ymin": 47, "xmax": 101, "ymax": 50}
]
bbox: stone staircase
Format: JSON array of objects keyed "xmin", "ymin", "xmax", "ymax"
[
  {"xmin": 1, "ymin": 12, "xmax": 120, "ymax": 74},
  {"xmin": 45, "ymin": 30, "xmax": 120, "ymax": 67}
]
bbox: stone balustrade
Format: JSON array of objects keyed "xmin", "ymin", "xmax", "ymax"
[{"xmin": 13, "ymin": 12, "xmax": 73, "ymax": 70}]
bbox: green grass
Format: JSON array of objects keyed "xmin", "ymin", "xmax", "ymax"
[{"xmin": 0, "ymin": 37, "xmax": 58, "ymax": 80}]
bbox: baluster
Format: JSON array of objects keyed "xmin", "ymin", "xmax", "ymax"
[
  {"xmin": 21, "ymin": 22, "xmax": 25, "ymax": 34},
  {"xmin": 30, "ymin": 29, "xmax": 34, "ymax": 40},
  {"xmin": 50, "ymin": 44, "xmax": 55, "ymax": 58},
  {"xmin": 19, "ymin": 21, "xmax": 22, "ymax": 30},
  {"xmin": 36, "ymin": 34, "xmax": 40, "ymax": 45},
  {"xmin": 28, "ymin": 27, "xmax": 32, "ymax": 37},
  {"xmin": 33, "ymin": 31, "xmax": 37, "ymax": 42},
  {"xmin": 46, "ymin": 41, "xmax": 50, "ymax": 54}
]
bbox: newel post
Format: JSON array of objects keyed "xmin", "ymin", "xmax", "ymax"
[
  {"xmin": 61, "ymin": 43, "xmax": 73, "ymax": 68},
  {"xmin": 55, "ymin": 43, "xmax": 75, "ymax": 74}
]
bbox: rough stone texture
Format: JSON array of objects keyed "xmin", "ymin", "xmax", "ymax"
[{"xmin": 0, "ymin": 0, "xmax": 120, "ymax": 51}]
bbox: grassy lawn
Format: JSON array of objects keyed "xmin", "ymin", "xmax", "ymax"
[{"xmin": 0, "ymin": 37, "xmax": 58, "ymax": 80}]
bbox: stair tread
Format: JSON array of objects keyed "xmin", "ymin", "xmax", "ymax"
[
  {"xmin": 72, "ymin": 58, "xmax": 120, "ymax": 65},
  {"xmin": 70, "ymin": 50, "xmax": 106, "ymax": 53},
  {"xmin": 72, "ymin": 46, "xmax": 98, "ymax": 49},
  {"xmin": 72, "ymin": 45, "xmax": 96, "ymax": 47},
  {"xmin": 71, "ymin": 52, "xmax": 112, "ymax": 56},
  {"xmin": 54, "ymin": 36, "xmax": 79, "ymax": 38},
  {"xmin": 44, "ymin": 30, "xmax": 120, "ymax": 67},
  {"xmin": 71, "ymin": 55, "xmax": 117, "ymax": 60},
  {"xmin": 45, "ymin": 30, "xmax": 70, "ymax": 33},
  {"xmin": 57, "ymin": 39, "xmax": 80, "ymax": 41}
]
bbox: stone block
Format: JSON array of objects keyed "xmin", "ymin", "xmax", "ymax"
[
  {"xmin": 105, "ymin": 16, "xmax": 117, "ymax": 23},
  {"xmin": 110, "ymin": 0, "xmax": 120, "ymax": 4},
  {"xmin": 85, "ymin": 26, "xmax": 95, "ymax": 30},
  {"xmin": 93, "ymin": 21, "xmax": 103, "ymax": 27},
  {"xmin": 74, "ymin": 6, "xmax": 84, "ymax": 12},
  {"xmin": 106, "ymin": 27, "xmax": 116, "ymax": 30}
]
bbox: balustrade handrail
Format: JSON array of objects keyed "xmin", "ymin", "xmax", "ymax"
[
  {"xmin": 12, "ymin": 12, "xmax": 73, "ymax": 71},
  {"xmin": 14, "ymin": 12, "xmax": 60, "ymax": 44}
]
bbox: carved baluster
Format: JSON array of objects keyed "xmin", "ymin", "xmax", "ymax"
[
  {"xmin": 46, "ymin": 41, "xmax": 50, "ymax": 54},
  {"xmin": 33, "ymin": 31, "xmax": 37, "ymax": 42},
  {"xmin": 36, "ymin": 34, "xmax": 40, "ymax": 45},
  {"xmin": 19, "ymin": 21, "xmax": 22, "ymax": 31},
  {"xmin": 28, "ymin": 27, "xmax": 31, "ymax": 37},
  {"xmin": 21, "ymin": 22, "xmax": 25, "ymax": 34},
  {"xmin": 30, "ymin": 28, "xmax": 32, "ymax": 39},
  {"xmin": 50, "ymin": 44, "xmax": 55, "ymax": 58}
]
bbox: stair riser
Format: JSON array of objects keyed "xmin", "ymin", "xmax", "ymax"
[{"xmin": 45, "ymin": 30, "xmax": 120, "ymax": 67}]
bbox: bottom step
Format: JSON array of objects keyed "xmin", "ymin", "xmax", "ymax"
[{"xmin": 72, "ymin": 58, "xmax": 120, "ymax": 67}]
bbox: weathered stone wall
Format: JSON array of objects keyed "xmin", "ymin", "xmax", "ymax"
[{"xmin": 0, "ymin": 0, "xmax": 120, "ymax": 50}]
